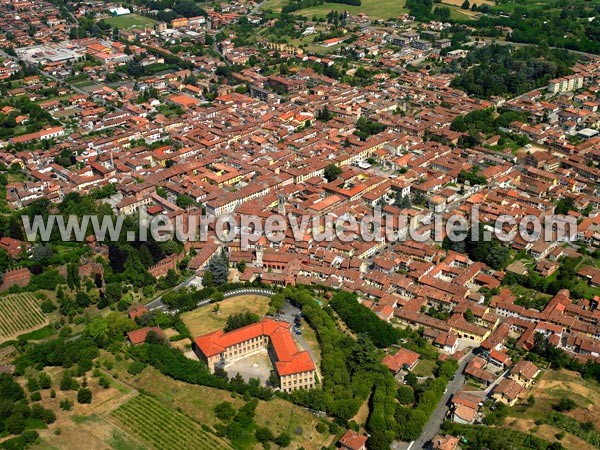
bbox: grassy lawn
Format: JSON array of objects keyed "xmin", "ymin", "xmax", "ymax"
[
  {"xmin": 299, "ymin": 318, "xmax": 321, "ymax": 364},
  {"xmin": 436, "ymin": 5, "xmax": 475, "ymax": 20},
  {"xmin": 412, "ymin": 359, "xmax": 437, "ymax": 377},
  {"xmin": 292, "ymin": 0, "xmax": 407, "ymax": 19},
  {"xmin": 103, "ymin": 13, "xmax": 157, "ymax": 30},
  {"xmin": 262, "ymin": 0, "xmax": 289, "ymax": 13},
  {"xmin": 130, "ymin": 366, "xmax": 334, "ymax": 449},
  {"xmin": 284, "ymin": 35, "xmax": 346, "ymax": 54},
  {"xmin": 181, "ymin": 294, "xmax": 271, "ymax": 337},
  {"xmin": 510, "ymin": 284, "xmax": 552, "ymax": 311}
]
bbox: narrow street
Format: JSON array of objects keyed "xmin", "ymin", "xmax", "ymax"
[{"xmin": 408, "ymin": 351, "xmax": 476, "ymax": 450}]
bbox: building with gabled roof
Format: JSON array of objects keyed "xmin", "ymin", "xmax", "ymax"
[
  {"xmin": 194, "ymin": 318, "xmax": 316, "ymax": 392},
  {"xmin": 338, "ymin": 429, "xmax": 367, "ymax": 450}
]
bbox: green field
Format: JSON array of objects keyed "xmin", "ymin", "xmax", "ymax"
[
  {"xmin": 0, "ymin": 293, "xmax": 47, "ymax": 341},
  {"xmin": 103, "ymin": 13, "xmax": 157, "ymax": 30},
  {"xmin": 111, "ymin": 394, "xmax": 233, "ymax": 450},
  {"xmin": 435, "ymin": 5, "xmax": 474, "ymax": 21},
  {"xmin": 266, "ymin": 0, "xmax": 408, "ymax": 19}
]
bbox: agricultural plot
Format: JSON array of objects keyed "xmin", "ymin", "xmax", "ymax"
[
  {"xmin": 0, "ymin": 293, "xmax": 47, "ymax": 341},
  {"xmin": 111, "ymin": 394, "xmax": 233, "ymax": 450}
]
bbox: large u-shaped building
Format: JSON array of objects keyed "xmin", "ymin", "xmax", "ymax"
[{"xmin": 193, "ymin": 318, "xmax": 316, "ymax": 392}]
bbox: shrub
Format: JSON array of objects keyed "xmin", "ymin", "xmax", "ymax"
[
  {"xmin": 214, "ymin": 401, "xmax": 237, "ymax": 422},
  {"xmin": 553, "ymin": 397, "xmax": 576, "ymax": 412},
  {"xmin": 77, "ymin": 387, "xmax": 92, "ymax": 404},
  {"xmin": 60, "ymin": 399, "xmax": 73, "ymax": 411},
  {"xmin": 127, "ymin": 361, "xmax": 147, "ymax": 376}
]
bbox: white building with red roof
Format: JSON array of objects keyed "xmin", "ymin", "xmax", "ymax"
[{"xmin": 193, "ymin": 318, "xmax": 316, "ymax": 392}]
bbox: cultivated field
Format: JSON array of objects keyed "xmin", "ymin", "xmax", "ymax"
[
  {"xmin": 111, "ymin": 394, "xmax": 233, "ymax": 450},
  {"xmin": 132, "ymin": 367, "xmax": 335, "ymax": 449},
  {"xmin": 0, "ymin": 293, "xmax": 47, "ymax": 342},
  {"xmin": 181, "ymin": 294, "xmax": 271, "ymax": 336},
  {"xmin": 29, "ymin": 365, "xmax": 139, "ymax": 450},
  {"xmin": 504, "ymin": 369, "xmax": 600, "ymax": 450},
  {"xmin": 103, "ymin": 13, "xmax": 157, "ymax": 30}
]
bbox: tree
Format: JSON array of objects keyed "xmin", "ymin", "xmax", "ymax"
[
  {"xmin": 316, "ymin": 106, "xmax": 334, "ymax": 122},
  {"xmin": 224, "ymin": 312, "xmax": 260, "ymax": 332},
  {"xmin": 145, "ymin": 329, "xmax": 167, "ymax": 345},
  {"xmin": 205, "ymin": 250, "xmax": 229, "ymax": 286},
  {"xmin": 406, "ymin": 0, "xmax": 433, "ymax": 21},
  {"xmin": 404, "ymin": 372, "xmax": 418, "ymax": 388},
  {"xmin": 60, "ymin": 399, "xmax": 73, "ymax": 411},
  {"xmin": 0, "ymin": 373, "xmax": 25, "ymax": 402},
  {"xmin": 38, "ymin": 372, "xmax": 52, "ymax": 390},
  {"xmin": 86, "ymin": 317, "xmax": 109, "ymax": 347},
  {"xmin": 163, "ymin": 269, "xmax": 179, "ymax": 288},
  {"xmin": 104, "ymin": 283, "xmax": 122, "ymax": 304},
  {"xmin": 464, "ymin": 308, "xmax": 475, "ymax": 323},
  {"xmin": 40, "ymin": 299, "xmax": 57, "ymax": 313},
  {"xmin": 461, "ymin": 0, "xmax": 470, "ymax": 9},
  {"xmin": 75, "ymin": 291, "xmax": 91, "ymax": 308},
  {"xmin": 127, "ymin": 361, "xmax": 147, "ymax": 375},
  {"xmin": 555, "ymin": 197, "xmax": 576, "ymax": 215},
  {"xmin": 60, "ymin": 371, "xmax": 78, "ymax": 391},
  {"xmin": 324, "ymin": 164, "xmax": 342, "ymax": 182},
  {"xmin": 77, "ymin": 387, "xmax": 92, "ymax": 404},
  {"xmin": 203, "ymin": 270, "xmax": 214, "ymax": 287},
  {"xmin": 396, "ymin": 385, "xmax": 415, "ymax": 404},
  {"xmin": 67, "ymin": 263, "xmax": 80, "ymax": 290},
  {"xmin": 274, "ymin": 432, "xmax": 291, "ymax": 447},
  {"xmin": 176, "ymin": 194, "xmax": 195, "ymax": 208},
  {"xmin": 214, "ymin": 401, "xmax": 237, "ymax": 422},
  {"xmin": 553, "ymin": 397, "xmax": 576, "ymax": 412},
  {"xmin": 255, "ymin": 427, "xmax": 275, "ymax": 444},
  {"xmin": 32, "ymin": 245, "xmax": 52, "ymax": 262}
]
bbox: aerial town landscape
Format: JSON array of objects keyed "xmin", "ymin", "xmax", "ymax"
[{"xmin": 1, "ymin": 0, "xmax": 600, "ymax": 449}]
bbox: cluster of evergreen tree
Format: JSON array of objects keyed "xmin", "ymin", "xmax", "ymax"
[
  {"xmin": 450, "ymin": 44, "xmax": 577, "ymax": 98},
  {"xmin": 0, "ymin": 374, "xmax": 55, "ymax": 438},
  {"xmin": 281, "ymin": 0, "xmax": 359, "ymax": 14},
  {"xmin": 224, "ymin": 312, "xmax": 261, "ymax": 332},
  {"xmin": 473, "ymin": 3, "xmax": 600, "ymax": 55},
  {"xmin": 353, "ymin": 117, "xmax": 387, "ymax": 141},
  {"xmin": 329, "ymin": 291, "xmax": 400, "ymax": 347},
  {"xmin": 129, "ymin": 343, "xmax": 273, "ymax": 400},
  {"xmin": 406, "ymin": 0, "xmax": 433, "ymax": 21},
  {"xmin": 443, "ymin": 225, "xmax": 510, "ymax": 270}
]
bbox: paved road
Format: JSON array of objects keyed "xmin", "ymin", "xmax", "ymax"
[
  {"xmin": 145, "ymin": 274, "xmax": 201, "ymax": 312},
  {"xmin": 251, "ymin": 0, "xmax": 267, "ymax": 15},
  {"xmin": 409, "ymin": 351, "xmax": 476, "ymax": 450}
]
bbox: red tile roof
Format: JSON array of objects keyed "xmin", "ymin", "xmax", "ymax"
[
  {"xmin": 194, "ymin": 318, "xmax": 315, "ymax": 376},
  {"xmin": 127, "ymin": 326, "xmax": 163, "ymax": 345},
  {"xmin": 338, "ymin": 429, "xmax": 367, "ymax": 450},
  {"xmin": 382, "ymin": 348, "xmax": 420, "ymax": 372}
]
